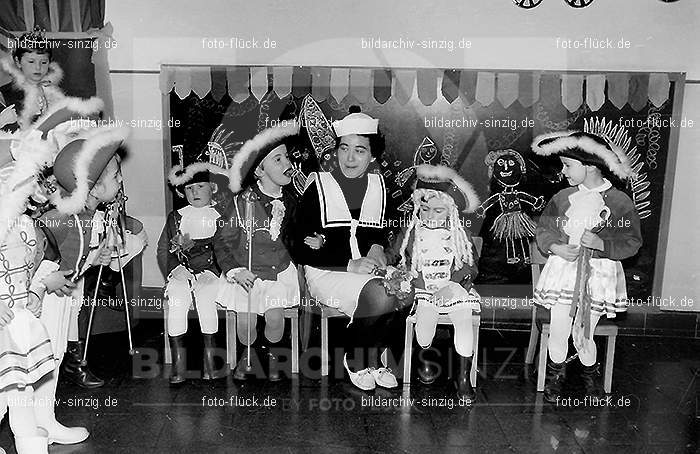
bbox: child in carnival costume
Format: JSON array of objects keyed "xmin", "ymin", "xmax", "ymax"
[
  {"xmin": 396, "ymin": 165, "xmax": 481, "ymax": 400},
  {"xmin": 216, "ymin": 123, "xmax": 301, "ymax": 381},
  {"xmin": 0, "ymin": 128, "xmax": 58, "ymax": 453},
  {"xmin": 531, "ymin": 129, "xmax": 641, "ymax": 403},
  {"xmin": 36, "ymin": 122, "xmax": 146, "ymax": 445},
  {"xmin": 0, "ymin": 27, "xmax": 65, "ymax": 132},
  {"xmin": 157, "ymin": 162, "xmax": 230, "ymax": 384}
]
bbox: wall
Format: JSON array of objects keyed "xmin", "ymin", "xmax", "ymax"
[{"xmin": 105, "ymin": 0, "xmax": 700, "ymax": 308}]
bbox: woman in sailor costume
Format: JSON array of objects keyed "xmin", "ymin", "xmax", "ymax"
[
  {"xmin": 531, "ymin": 130, "xmax": 642, "ymax": 403},
  {"xmin": 295, "ymin": 107, "xmax": 406, "ymax": 391}
]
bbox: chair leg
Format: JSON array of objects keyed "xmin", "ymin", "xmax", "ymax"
[
  {"xmin": 291, "ymin": 315, "xmax": 299, "ymax": 374},
  {"xmin": 227, "ymin": 311, "xmax": 237, "ymax": 370},
  {"xmin": 164, "ymin": 301, "xmax": 172, "ymax": 364},
  {"xmin": 536, "ymin": 325, "xmax": 549, "ymax": 392},
  {"xmin": 525, "ymin": 307, "xmax": 539, "ymax": 364},
  {"xmin": 403, "ymin": 317, "xmax": 414, "ymax": 386},
  {"xmin": 604, "ymin": 334, "xmax": 616, "ymax": 394},
  {"xmin": 471, "ymin": 316, "xmax": 480, "ymax": 387},
  {"xmin": 321, "ymin": 315, "xmax": 329, "ymax": 377}
]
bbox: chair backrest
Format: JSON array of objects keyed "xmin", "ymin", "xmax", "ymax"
[{"xmin": 529, "ymin": 240, "xmax": 547, "ymax": 288}]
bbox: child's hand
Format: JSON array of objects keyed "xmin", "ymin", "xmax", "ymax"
[
  {"xmin": 580, "ymin": 231, "xmax": 604, "ymax": 251},
  {"xmin": 0, "ymin": 301, "xmax": 14, "ymax": 328},
  {"xmin": 43, "ymin": 270, "xmax": 77, "ymax": 296},
  {"xmin": 432, "ymin": 285, "xmax": 456, "ymax": 306},
  {"xmin": 550, "ymin": 243, "xmax": 580, "ymax": 262},
  {"xmin": 304, "ymin": 233, "xmax": 325, "ymax": 250},
  {"xmin": 93, "ymin": 245, "xmax": 113, "ymax": 267},
  {"xmin": 27, "ymin": 291, "xmax": 43, "ymax": 318},
  {"xmin": 229, "ymin": 269, "xmax": 258, "ymax": 291},
  {"xmin": 171, "ymin": 265, "xmax": 194, "ymax": 281}
]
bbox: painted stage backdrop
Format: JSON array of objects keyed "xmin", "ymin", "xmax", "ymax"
[{"xmin": 163, "ymin": 66, "xmax": 681, "ymax": 301}]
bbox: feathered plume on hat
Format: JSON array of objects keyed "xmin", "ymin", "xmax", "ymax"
[
  {"xmin": 30, "ymin": 96, "xmax": 104, "ymax": 139},
  {"xmin": 0, "ymin": 134, "xmax": 55, "ymax": 242},
  {"xmin": 415, "ymin": 164, "xmax": 480, "ymax": 213},
  {"xmin": 228, "ymin": 121, "xmax": 300, "ymax": 194},
  {"xmin": 168, "ymin": 162, "xmax": 228, "ymax": 188},
  {"xmin": 531, "ymin": 129, "xmax": 635, "ymax": 180}
]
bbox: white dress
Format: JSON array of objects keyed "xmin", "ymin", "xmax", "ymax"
[
  {"xmin": 0, "ymin": 215, "xmax": 55, "ymax": 390},
  {"xmin": 534, "ymin": 181, "xmax": 628, "ymax": 317}
]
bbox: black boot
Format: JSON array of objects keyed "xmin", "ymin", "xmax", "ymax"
[
  {"xmin": 202, "ymin": 334, "xmax": 228, "ymax": 380},
  {"xmin": 455, "ymin": 356, "xmax": 476, "ymax": 403},
  {"xmin": 581, "ymin": 363, "xmax": 604, "ymax": 400},
  {"xmin": 259, "ymin": 340, "xmax": 282, "ymax": 382},
  {"xmin": 233, "ymin": 347, "xmax": 254, "ymax": 380},
  {"xmin": 61, "ymin": 340, "xmax": 104, "ymax": 389},
  {"xmin": 543, "ymin": 360, "xmax": 566, "ymax": 403},
  {"xmin": 417, "ymin": 350, "xmax": 439, "ymax": 385},
  {"xmin": 168, "ymin": 335, "xmax": 187, "ymax": 385}
]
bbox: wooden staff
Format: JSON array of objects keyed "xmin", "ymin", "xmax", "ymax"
[{"xmin": 243, "ymin": 189, "xmax": 256, "ymax": 369}]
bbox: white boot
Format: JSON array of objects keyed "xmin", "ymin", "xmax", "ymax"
[
  {"xmin": 33, "ymin": 370, "xmax": 89, "ymax": 445},
  {"xmin": 15, "ymin": 427, "xmax": 48, "ymax": 454}
]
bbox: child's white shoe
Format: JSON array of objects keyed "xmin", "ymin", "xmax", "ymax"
[
  {"xmin": 15, "ymin": 427, "xmax": 48, "ymax": 454},
  {"xmin": 44, "ymin": 421, "xmax": 89, "ymax": 445},
  {"xmin": 343, "ymin": 354, "xmax": 376, "ymax": 391},
  {"xmin": 370, "ymin": 367, "xmax": 398, "ymax": 388}
]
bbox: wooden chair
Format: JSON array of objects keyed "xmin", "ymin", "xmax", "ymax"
[
  {"xmin": 402, "ymin": 236, "xmax": 483, "ymax": 387},
  {"xmin": 525, "ymin": 241, "xmax": 618, "ymax": 394},
  {"xmin": 163, "ymin": 301, "xmax": 299, "ymax": 375}
]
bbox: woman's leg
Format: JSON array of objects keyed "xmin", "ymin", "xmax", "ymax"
[
  {"xmin": 264, "ymin": 308, "xmax": 285, "ymax": 344},
  {"xmin": 548, "ymin": 304, "xmax": 573, "ymax": 364},
  {"xmin": 344, "ymin": 280, "xmax": 398, "ymax": 369}
]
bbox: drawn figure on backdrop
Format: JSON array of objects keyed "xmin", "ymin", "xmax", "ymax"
[{"xmin": 476, "ymin": 149, "xmax": 544, "ymax": 264}]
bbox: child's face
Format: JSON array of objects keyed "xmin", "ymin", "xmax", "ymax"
[
  {"xmin": 256, "ymin": 145, "xmax": 292, "ymax": 187},
  {"xmin": 337, "ymin": 134, "xmax": 373, "ymax": 178},
  {"xmin": 91, "ymin": 156, "xmax": 122, "ymax": 203},
  {"xmin": 16, "ymin": 52, "xmax": 50, "ymax": 83},
  {"xmin": 184, "ymin": 182, "xmax": 214, "ymax": 207},
  {"xmin": 560, "ymin": 157, "xmax": 587, "ymax": 186},
  {"xmin": 419, "ymin": 196, "xmax": 449, "ymax": 229}
]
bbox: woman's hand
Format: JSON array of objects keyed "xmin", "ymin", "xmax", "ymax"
[
  {"xmin": 550, "ymin": 243, "xmax": 580, "ymax": 262},
  {"xmin": 0, "ymin": 105, "xmax": 17, "ymax": 128},
  {"xmin": 580, "ymin": 231, "xmax": 604, "ymax": 251},
  {"xmin": 227, "ymin": 269, "xmax": 258, "ymax": 291},
  {"xmin": 43, "ymin": 270, "xmax": 77, "ymax": 296},
  {"xmin": 304, "ymin": 233, "xmax": 325, "ymax": 250},
  {"xmin": 347, "ymin": 257, "xmax": 380, "ymax": 274},
  {"xmin": 170, "ymin": 265, "xmax": 194, "ymax": 282},
  {"xmin": 366, "ymin": 244, "xmax": 387, "ymax": 267},
  {"xmin": 0, "ymin": 301, "xmax": 14, "ymax": 328}
]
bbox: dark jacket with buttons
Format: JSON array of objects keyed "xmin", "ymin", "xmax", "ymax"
[
  {"xmin": 214, "ymin": 185, "xmax": 295, "ymax": 281},
  {"xmin": 157, "ymin": 209, "xmax": 220, "ymax": 277},
  {"xmin": 39, "ymin": 208, "xmax": 144, "ymax": 279}
]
